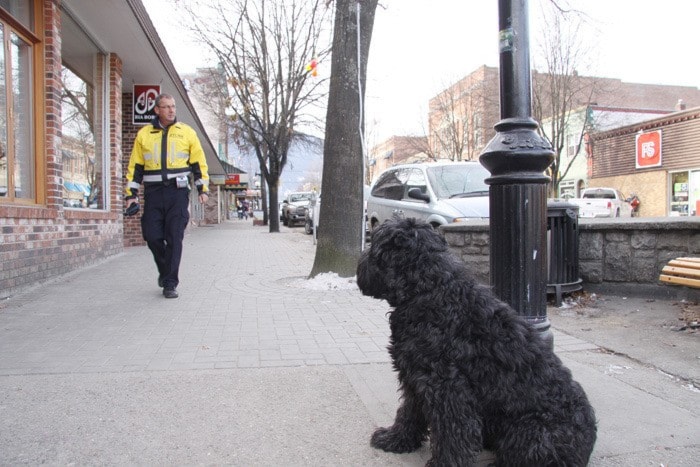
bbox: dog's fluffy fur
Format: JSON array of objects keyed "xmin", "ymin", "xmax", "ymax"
[{"xmin": 357, "ymin": 218, "xmax": 596, "ymax": 466}]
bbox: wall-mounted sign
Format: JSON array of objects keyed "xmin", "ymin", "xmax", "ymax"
[
  {"xmin": 133, "ymin": 84, "xmax": 160, "ymax": 125},
  {"xmin": 635, "ymin": 130, "xmax": 662, "ymax": 169},
  {"xmin": 224, "ymin": 173, "xmax": 249, "ymax": 189}
]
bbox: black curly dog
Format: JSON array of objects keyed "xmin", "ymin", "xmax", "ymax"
[{"xmin": 357, "ymin": 218, "xmax": 596, "ymax": 466}]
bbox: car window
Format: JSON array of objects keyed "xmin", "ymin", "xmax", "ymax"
[
  {"xmin": 371, "ymin": 168, "xmax": 408, "ymax": 200},
  {"xmin": 290, "ymin": 193, "xmax": 312, "ymax": 202},
  {"xmin": 426, "ymin": 164, "xmax": 489, "ymax": 198},
  {"xmin": 403, "ymin": 168, "xmax": 427, "ymax": 199},
  {"xmin": 583, "ymin": 190, "xmax": 614, "ymax": 199}
]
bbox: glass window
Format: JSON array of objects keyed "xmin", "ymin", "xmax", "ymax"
[
  {"xmin": 690, "ymin": 170, "xmax": 700, "ymax": 217},
  {"xmin": 0, "ymin": 6, "xmax": 37, "ymax": 202},
  {"xmin": 403, "ymin": 168, "xmax": 427, "ymax": 199},
  {"xmin": 61, "ymin": 64, "xmax": 104, "ymax": 208},
  {"xmin": 0, "ymin": 25, "xmax": 7, "ymax": 198},
  {"xmin": 427, "ymin": 164, "xmax": 490, "ymax": 199},
  {"xmin": 670, "ymin": 171, "xmax": 689, "ymax": 216},
  {"xmin": 60, "ymin": 8, "xmax": 107, "ymax": 210},
  {"xmin": 371, "ymin": 168, "xmax": 408, "ymax": 201},
  {"xmin": 0, "ymin": 1, "xmax": 33, "ymax": 32},
  {"xmin": 11, "ymin": 31, "xmax": 33, "ymax": 199}
]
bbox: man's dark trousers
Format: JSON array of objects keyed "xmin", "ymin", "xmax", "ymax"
[{"xmin": 141, "ymin": 183, "xmax": 190, "ymax": 289}]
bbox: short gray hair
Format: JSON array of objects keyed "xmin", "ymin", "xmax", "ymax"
[{"xmin": 155, "ymin": 93, "xmax": 175, "ymax": 106}]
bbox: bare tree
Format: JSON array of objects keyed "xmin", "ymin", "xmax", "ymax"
[
  {"xmin": 182, "ymin": 0, "xmax": 333, "ymax": 232},
  {"xmin": 420, "ymin": 67, "xmax": 500, "ymax": 163},
  {"xmin": 427, "ymin": 82, "xmax": 470, "ymax": 160},
  {"xmin": 310, "ymin": 0, "xmax": 378, "ymax": 278},
  {"xmin": 532, "ymin": 2, "xmax": 598, "ymax": 197}
]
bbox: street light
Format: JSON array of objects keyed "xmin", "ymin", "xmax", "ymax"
[{"xmin": 479, "ymin": 0, "xmax": 555, "ymax": 345}]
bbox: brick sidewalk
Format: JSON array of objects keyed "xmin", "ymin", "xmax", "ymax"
[{"xmin": 1, "ymin": 220, "xmax": 697, "ymax": 466}]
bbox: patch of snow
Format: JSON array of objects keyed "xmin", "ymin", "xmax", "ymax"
[{"xmin": 292, "ymin": 273, "xmax": 358, "ymax": 291}]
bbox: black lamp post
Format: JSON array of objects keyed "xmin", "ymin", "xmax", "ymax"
[{"xmin": 479, "ymin": 0, "xmax": 555, "ymax": 344}]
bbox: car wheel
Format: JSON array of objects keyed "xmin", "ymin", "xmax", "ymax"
[{"xmin": 305, "ymin": 219, "xmax": 313, "ymax": 235}]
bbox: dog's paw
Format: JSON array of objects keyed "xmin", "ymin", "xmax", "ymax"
[{"xmin": 370, "ymin": 426, "xmax": 424, "ymax": 453}]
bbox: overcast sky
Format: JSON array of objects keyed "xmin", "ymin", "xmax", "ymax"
[{"xmin": 144, "ymin": 0, "xmax": 700, "ymax": 143}]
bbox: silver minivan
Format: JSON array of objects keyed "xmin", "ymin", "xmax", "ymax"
[{"xmin": 366, "ymin": 161, "xmax": 490, "ymax": 230}]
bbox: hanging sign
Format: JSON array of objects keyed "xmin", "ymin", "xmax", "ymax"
[
  {"xmin": 133, "ymin": 84, "xmax": 160, "ymax": 125},
  {"xmin": 635, "ymin": 130, "xmax": 662, "ymax": 169}
]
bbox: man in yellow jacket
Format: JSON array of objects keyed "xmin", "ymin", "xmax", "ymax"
[{"xmin": 125, "ymin": 93, "xmax": 209, "ymax": 299}]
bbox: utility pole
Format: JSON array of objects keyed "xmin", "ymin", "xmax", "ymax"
[{"xmin": 479, "ymin": 0, "xmax": 555, "ymax": 344}]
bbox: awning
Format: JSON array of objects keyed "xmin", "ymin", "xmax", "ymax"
[
  {"xmin": 63, "ymin": 181, "xmax": 80, "ymax": 192},
  {"xmin": 75, "ymin": 183, "xmax": 91, "ymax": 195}
]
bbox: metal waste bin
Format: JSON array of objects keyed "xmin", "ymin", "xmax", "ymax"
[{"xmin": 547, "ymin": 200, "xmax": 582, "ymax": 306}]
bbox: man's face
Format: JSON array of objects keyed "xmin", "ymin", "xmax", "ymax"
[{"xmin": 155, "ymin": 97, "xmax": 177, "ymax": 126}]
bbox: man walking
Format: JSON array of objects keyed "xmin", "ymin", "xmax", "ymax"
[{"xmin": 125, "ymin": 93, "xmax": 209, "ymax": 298}]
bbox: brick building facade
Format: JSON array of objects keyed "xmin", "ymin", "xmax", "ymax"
[{"xmin": 367, "ymin": 136, "xmax": 427, "ymax": 183}]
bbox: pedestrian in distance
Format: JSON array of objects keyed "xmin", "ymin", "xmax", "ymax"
[{"xmin": 125, "ymin": 93, "xmax": 210, "ymax": 299}]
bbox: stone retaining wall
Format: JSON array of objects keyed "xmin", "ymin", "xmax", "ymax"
[{"xmin": 441, "ymin": 217, "xmax": 700, "ymax": 300}]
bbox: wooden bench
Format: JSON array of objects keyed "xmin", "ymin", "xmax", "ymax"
[{"xmin": 659, "ymin": 257, "xmax": 700, "ymax": 288}]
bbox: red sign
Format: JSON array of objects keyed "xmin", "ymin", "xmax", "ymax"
[
  {"xmin": 225, "ymin": 174, "xmax": 241, "ymax": 185},
  {"xmin": 635, "ymin": 130, "xmax": 662, "ymax": 169},
  {"xmin": 133, "ymin": 84, "xmax": 160, "ymax": 125}
]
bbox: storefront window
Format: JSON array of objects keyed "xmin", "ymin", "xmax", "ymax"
[
  {"xmin": 0, "ymin": 9, "xmax": 36, "ymax": 202},
  {"xmin": 60, "ymin": 9, "xmax": 107, "ymax": 210},
  {"xmin": 690, "ymin": 170, "xmax": 700, "ymax": 217},
  {"xmin": 0, "ymin": 25, "xmax": 6, "ymax": 198},
  {"xmin": 11, "ymin": 31, "xmax": 33, "ymax": 199},
  {"xmin": 0, "ymin": 1, "xmax": 33, "ymax": 32},
  {"xmin": 669, "ymin": 171, "xmax": 689, "ymax": 216}
]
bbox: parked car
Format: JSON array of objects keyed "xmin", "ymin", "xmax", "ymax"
[
  {"xmin": 569, "ymin": 187, "xmax": 634, "ymax": 218},
  {"xmin": 366, "ymin": 161, "xmax": 490, "ymax": 230},
  {"xmin": 281, "ymin": 191, "xmax": 314, "ymax": 226}
]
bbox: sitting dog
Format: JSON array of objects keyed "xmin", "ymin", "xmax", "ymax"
[{"xmin": 357, "ymin": 218, "xmax": 596, "ymax": 466}]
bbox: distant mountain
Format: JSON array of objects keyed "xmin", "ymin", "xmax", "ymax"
[
  {"xmin": 226, "ymin": 134, "xmax": 324, "ymax": 195},
  {"xmin": 279, "ymin": 135, "xmax": 324, "ymax": 195}
]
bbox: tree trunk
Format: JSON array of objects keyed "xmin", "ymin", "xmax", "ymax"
[
  {"xmin": 310, "ymin": 0, "xmax": 378, "ymax": 278},
  {"xmin": 267, "ymin": 175, "xmax": 281, "ymax": 232},
  {"xmin": 261, "ymin": 176, "xmax": 269, "ymax": 224}
]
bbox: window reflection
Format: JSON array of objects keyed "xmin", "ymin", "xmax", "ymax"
[
  {"xmin": 61, "ymin": 62, "xmax": 106, "ymax": 209},
  {"xmin": 11, "ymin": 31, "xmax": 34, "ymax": 199},
  {"xmin": 0, "ymin": 24, "xmax": 6, "ymax": 197}
]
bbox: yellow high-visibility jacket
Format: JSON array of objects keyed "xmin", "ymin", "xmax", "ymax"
[{"xmin": 125, "ymin": 119, "xmax": 209, "ymax": 199}]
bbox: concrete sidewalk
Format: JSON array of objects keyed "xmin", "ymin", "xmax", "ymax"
[{"xmin": 0, "ymin": 220, "xmax": 698, "ymax": 466}]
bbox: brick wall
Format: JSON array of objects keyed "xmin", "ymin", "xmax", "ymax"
[
  {"xmin": 121, "ymin": 92, "xmax": 146, "ymax": 247},
  {"xmin": 0, "ymin": 4, "xmax": 125, "ymax": 297}
]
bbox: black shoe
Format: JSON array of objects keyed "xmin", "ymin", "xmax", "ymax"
[
  {"xmin": 158, "ymin": 276, "xmax": 164, "ymax": 288},
  {"xmin": 163, "ymin": 288, "xmax": 178, "ymax": 299}
]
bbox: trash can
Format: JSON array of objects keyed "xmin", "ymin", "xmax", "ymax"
[{"xmin": 547, "ymin": 200, "xmax": 582, "ymax": 306}]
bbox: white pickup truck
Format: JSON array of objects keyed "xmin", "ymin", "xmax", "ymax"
[{"xmin": 569, "ymin": 187, "xmax": 634, "ymax": 218}]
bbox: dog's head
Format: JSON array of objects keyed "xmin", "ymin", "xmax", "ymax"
[{"xmin": 357, "ymin": 217, "xmax": 450, "ymax": 305}]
